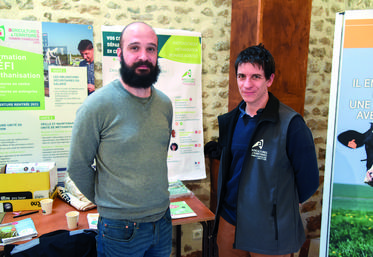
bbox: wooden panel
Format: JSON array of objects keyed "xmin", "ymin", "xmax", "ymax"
[
  {"xmin": 260, "ymin": 0, "xmax": 312, "ymax": 115},
  {"xmin": 228, "ymin": 0, "xmax": 260, "ymax": 111},
  {"xmin": 229, "ymin": 0, "xmax": 312, "ymax": 115}
]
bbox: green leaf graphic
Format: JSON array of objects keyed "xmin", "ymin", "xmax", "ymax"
[{"xmin": 158, "ymin": 35, "xmax": 201, "ymax": 64}]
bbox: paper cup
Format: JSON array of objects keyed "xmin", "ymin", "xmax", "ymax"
[
  {"xmin": 66, "ymin": 211, "xmax": 79, "ymax": 229},
  {"xmin": 40, "ymin": 198, "xmax": 53, "ymax": 215}
]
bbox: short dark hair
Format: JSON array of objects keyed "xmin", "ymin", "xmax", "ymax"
[
  {"xmin": 78, "ymin": 39, "xmax": 93, "ymax": 51},
  {"xmin": 235, "ymin": 43, "xmax": 275, "ymax": 80}
]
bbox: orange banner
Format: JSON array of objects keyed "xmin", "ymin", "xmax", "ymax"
[{"xmin": 344, "ymin": 19, "xmax": 373, "ymax": 48}]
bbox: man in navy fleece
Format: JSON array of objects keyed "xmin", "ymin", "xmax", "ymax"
[{"xmin": 213, "ymin": 44, "xmax": 319, "ymax": 257}]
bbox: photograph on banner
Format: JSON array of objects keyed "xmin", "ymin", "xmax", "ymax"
[
  {"xmin": 0, "ymin": 19, "xmax": 93, "ymax": 184},
  {"xmin": 42, "ymin": 22, "xmax": 94, "ymax": 98},
  {"xmin": 321, "ymin": 10, "xmax": 373, "ymax": 257},
  {"xmin": 102, "ymin": 26, "xmax": 205, "ymax": 180}
]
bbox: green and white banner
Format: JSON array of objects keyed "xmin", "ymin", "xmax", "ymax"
[
  {"xmin": 0, "ymin": 20, "xmax": 44, "ymax": 110},
  {"xmin": 0, "ymin": 19, "xmax": 93, "ymax": 183},
  {"xmin": 102, "ymin": 26, "xmax": 205, "ymax": 180}
]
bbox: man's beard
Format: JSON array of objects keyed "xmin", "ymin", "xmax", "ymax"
[{"xmin": 119, "ymin": 55, "xmax": 160, "ymax": 89}]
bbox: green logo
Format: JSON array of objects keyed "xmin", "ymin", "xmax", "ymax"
[
  {"xmin": 181, "ymin": 68, "xmax": 195, "ymax": 85},
  {"xmin": 0, "ymin": 25, "xmax": 5, "ymax": 41},
  {"xmin": 182, "ymin": 69, "xmax": 191, "ymax": 78}
]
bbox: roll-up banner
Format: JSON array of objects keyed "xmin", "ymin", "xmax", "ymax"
[
  {"xmin": 102, "ymin": 26, "xmax": 206, "ymax": 180},
  {"xmin": 0, "ymin": 19, "xmax": 93, "ymax": 184},
  {"xmin": 321, "ymin": 10, "xmax": 373, "ymax": 257}
]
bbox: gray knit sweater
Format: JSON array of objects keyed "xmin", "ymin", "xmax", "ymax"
[{"xmin": 67, "ymin": 79, "xmax": 173, "ymax": 222}]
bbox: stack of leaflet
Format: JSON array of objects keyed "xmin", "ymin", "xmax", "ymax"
[
  {"xmin": 0, "ymin": 218, "xmax": 38, "ymax": 245},
  {"xmin": 168, "ymin": 180, "xmax": 193, "ymax": 199},
  {"xmin": 170, "ymin": 201, "xmax": 197, "ymax": 219},
  {"xmin": 87, "ymin": 213, "xmax": 99, "ymax": 229}
]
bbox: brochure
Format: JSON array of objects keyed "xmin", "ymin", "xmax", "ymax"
[
  {"xmin": 168, "ymin": 180, "xmax": 193, "ymax": 199},
  {"xmin": 5, "ymin": 162, "xmax": 56, "ymax": 174},
  {"xmin": 0, "ymin": 218, "xmax": 38, "ymax": 245},
  {"xmin": 170, "ymin": 201, "xmax": 197, "ymax": 219},
  {"xmin": 87, "ymin": 213, "xmax": 99, "ymax": 229}
]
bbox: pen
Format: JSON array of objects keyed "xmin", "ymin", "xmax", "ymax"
[{"xmin": 13, "ymin": 210, "xmax": 39, "ymax": 218}]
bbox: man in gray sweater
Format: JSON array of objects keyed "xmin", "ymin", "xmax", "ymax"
[{"xmin": 67, "ymin": 22, "xmax": 173, "ymax": 257}]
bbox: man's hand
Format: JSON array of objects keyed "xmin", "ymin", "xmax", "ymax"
[{"xmin": 88, "ymin": 84, "xmax": 95, "ymax": 93}]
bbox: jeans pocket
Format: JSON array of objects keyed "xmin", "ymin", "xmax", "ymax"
[{"xmin": 101, "ymin": 218, "xmax": 137, "ymax": 242}]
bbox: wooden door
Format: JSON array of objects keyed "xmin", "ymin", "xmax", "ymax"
[{"xmin": 229, "ymin": 0, "xmax": 312, "ymax": 115}]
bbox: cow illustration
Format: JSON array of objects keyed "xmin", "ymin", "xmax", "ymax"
[{"xmin": 337, "ymin": 123, "xmax": 373, "ymax": 187}]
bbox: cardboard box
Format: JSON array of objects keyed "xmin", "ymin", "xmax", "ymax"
[{"xmin": 0, "ymin": 162, "xmax": 58, "ymax": 212}]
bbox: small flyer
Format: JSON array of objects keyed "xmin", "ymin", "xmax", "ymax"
[
  {"xmin": 170, "ymin": 201, "xmax": 196, "ymax": 219},
  {"xmin": 87, "ymin": 213, "xmax": 99, "ymax": 229},
  {"xmin": 0, "ymin": 217, "xmax": 38, "ymax": 245}
]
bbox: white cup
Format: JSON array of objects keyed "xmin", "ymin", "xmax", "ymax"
[
  {"xmin": 40, "ymin": 199, "xmax": 53, "ymax": 215},
  {"xmin": 66, "ymin": 211, "xmax": 79, "ymax": 229}
]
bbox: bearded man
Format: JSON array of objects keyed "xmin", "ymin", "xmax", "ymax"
[{"xmin": 67, "ymin": 22, "xmax": 173, "ymax": 257}]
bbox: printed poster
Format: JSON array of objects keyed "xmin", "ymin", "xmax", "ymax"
[
  {"xmin": 320, "ymin": 10, "xmax": 373, "ymax": 257},
  {"xmin": 102, "ymin": 26, "xmax": 206, "ymax": 180},
  {"xmin": 0, "ymin": 19, "xmax": 93, "ymax": 184}
]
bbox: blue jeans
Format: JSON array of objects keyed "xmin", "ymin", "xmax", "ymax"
[{"xmin": 96, "ymin": 209, "xmax": 172, "ymax": 257}]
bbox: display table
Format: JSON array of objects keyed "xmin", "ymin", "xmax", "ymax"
[
  {"xmin": 1, "ymin": 195, "xmax": 215, "ymax": 257},
  {"xmin": 171, "ymin": 195, "xmax": 216, "ymax": 257}
]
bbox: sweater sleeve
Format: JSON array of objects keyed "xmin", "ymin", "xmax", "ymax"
[
  {"xmin": 67, "ymin": 103, "xmax": 100, "ymax": 203},
  {"xmin": 287, "ymin": 116, "xmax": 319, "ymax": 203}
]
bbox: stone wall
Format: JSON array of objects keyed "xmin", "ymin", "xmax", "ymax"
[
  {"xmin": 1, "ymin": 0, "xmax": 372, "ymax": 256},
  {"xmin": 302, "ymin": 0, "xmax": 346, "ymax": 239}
]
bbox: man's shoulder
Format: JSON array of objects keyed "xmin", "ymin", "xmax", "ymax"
[
  {"xmin": 84, "ymin": 80, "xmax": 121, "ymax": 102},
  {"xmin": 275, "ymin": 102, "xmax": 301, "ymax": 127},
  {"xmin": 153, "ymin": 87, "xmax": 172, "ymax": 104},
  {"xmin": 79, "ymin": 60, "xmax": 88, "ymax": 66},
  {"xmin": 278, "ymin": 101, "xmax": 298, "ymax": 114},
  {"xmin": 218, "ymin": 103, "xmax": 241, "ymax": 120}
]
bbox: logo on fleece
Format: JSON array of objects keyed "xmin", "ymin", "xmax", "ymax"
[
  {"xmin": 252, "ymin": 139, "xmax": 264, "ymax": 149},
  {"xmin": 251, "ymin": 139, "xmax": 267, "ymax": 161}
]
